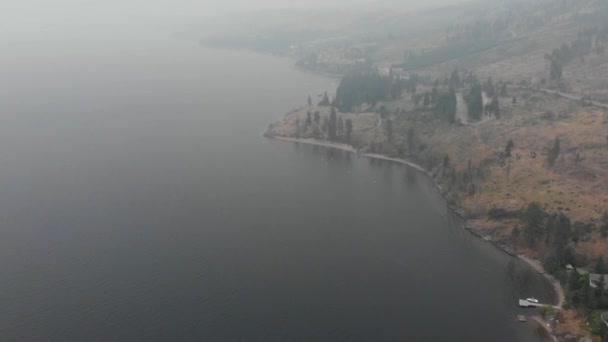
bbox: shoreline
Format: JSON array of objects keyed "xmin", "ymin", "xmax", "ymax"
[
  {"xmin": 519, "ymin": 255, "xmax": 565, "ymax": 309},
  {"xmin": 267, "ymin": 134, "xmax": 565, "ymax": 310},
  {"xmin": 531, "ymin": 316, "xmax": 559, "ymax": 342},
  {"xmin": 268, "ymin": 136, "xmax": 432, "ymax": 178}
]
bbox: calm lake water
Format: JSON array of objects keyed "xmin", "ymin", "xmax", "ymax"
[{"xmin": 0, "ymin": 33, "xmax": 554, "ymax": 341}]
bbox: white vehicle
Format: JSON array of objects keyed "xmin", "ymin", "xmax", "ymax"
[{"xmin": 526, "ymin": 298, "xmax": 539, "ymax": 303}]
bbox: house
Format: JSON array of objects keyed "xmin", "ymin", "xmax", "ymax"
[{"xmin": 589, "ymin": 274, "xmax": 608, "ymax": 290}]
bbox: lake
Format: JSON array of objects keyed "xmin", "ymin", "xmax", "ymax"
[{"xmin": 0, "ymin": 33, "xmax": 553, "ymax": 341}]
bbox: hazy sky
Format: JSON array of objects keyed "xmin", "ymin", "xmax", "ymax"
[{"xmin": 2, "ymin": 0, "xmax": 469, "ymax": 41}]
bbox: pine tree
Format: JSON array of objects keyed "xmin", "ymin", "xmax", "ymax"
[
  {"xmin": 467, "ymin": 82, "xmax": 484, "ymax": 121},
  {"xmin": 449, "ymin": 69, "xmax": 460, "ymax": 88},
  {"xmin": 500, "ymin": 138, "xmax": 515, "ymax": 180},
  {"xmin": 328, "ymin": 107, "xmax": 337, "ymax": 141},
  {"xmin": 345, "ymin": 119, "xmax": 353, "ymax": 143},
  {"xmin": 597, "ymin": 256, "xmax": 606, "ymax": 274},
  {"xmin": 407, "ymin": 127, "xmax": 415, "ymax": 155},
  {"xmin": 548, "ymin": 137, "xmax": 561, "ymax": 167},
  {"xmin": 523, "ymin": 202, "xmax": 545, "ymax": 246},
  {"xmin": 500, "ymin": 83, "xmax": 508, "ymax": 97},
  {"xmin": 319, "ymin": 92, "xmax": 331, "ymax": 106}
]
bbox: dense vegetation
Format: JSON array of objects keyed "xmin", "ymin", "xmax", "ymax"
[{"xmin": 335, "ymin": 68, "xmax": 410, "ymax": 112}]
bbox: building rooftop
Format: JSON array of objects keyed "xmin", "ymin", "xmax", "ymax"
[{"xmin": 589, "ymin": 274, "xmax": 608, "ymax": 290}]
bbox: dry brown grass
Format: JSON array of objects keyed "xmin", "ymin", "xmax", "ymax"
[
  {"xmin": 465, "ymin": 108, "xmax": 608, "ymax": 224},
  {"xmin": 578, "ymin": 239, "xmax": 608, "ymax": 261},
  {"xmin": 555, "ymin": 310, "xmax": 590, "ymax": 339}
]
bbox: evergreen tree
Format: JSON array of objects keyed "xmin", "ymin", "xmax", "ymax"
[
  {"xmin": 407, "ymin": 127, "xmax": 415, "ymax": 155},
  {"xmin": 467, "ymin": 82, "xmax": 484, "ymax": 121},
  {"xmin": 345, "ymin": 119, "xmax": 353, "ymax": 143},
  {"xmin": 335, "ymin": 68, "xmax": 393, "ymax": 111},
  {"xmin": 523, "ymin": 202, "xmax": 545, "ymax": 246},
  {"xmin": 306, "ymin": 111, "xmax": 312, "ymax": 128},
  {"xmin": 423, "ymin": 92, "xmax": 430, "ymax": 107},
  {"xmin": 505, "ymin": 139, "xmax": 514, "ymax": 158},
  {"xmin": 597, "ymin": 256, "xmax": 607, "ymax": 274},
  {"xmin": 386, "ymin": 119, "xmax": 393, "ymax": 143},
  {"xmin": 337, "ymin": 116, "xmax": 344, "ymax": 137},
  {"xmin": 548, "ymin": 137, "xmax": 561, "ymax": 167},
  {"xmin": 487, "ymin": 96, "xmax": 500, "ymax": 117},
  {"xmin": 308, "ymin": 95, "xmax": 312, "ymax": 107},
  {"xmin": 449, "ymin": 69, "xmax": 460, "ymax": 88},
  {"xmin": 314, "ymin": 111, "xmax": 320, "ymax": 125},
  {"xmin": 319, "ymin": 92, "xmax": 331, "ymax": 106},
  {"xmin": 328, "ymin": 107, "xmax": 337, "ymax": 141},
  {"xmin": 435, "ymin": 89, "xmax": 457, "ymax": 123},
  {"xmin": 500, "ymin": 83, "xmax": 508, "ymax": 97},
  {"xmin": 554, "ymin": 213, "xmax": 572, "ymax": 262}
]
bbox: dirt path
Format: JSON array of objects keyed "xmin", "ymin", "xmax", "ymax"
[
  {"xmin": 508, "ymin": 85, "xmax": 608, "ymax": 110},
  {"xmin": 539, "ymin": 88, "xmax": 608, "ymax": 109}
]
